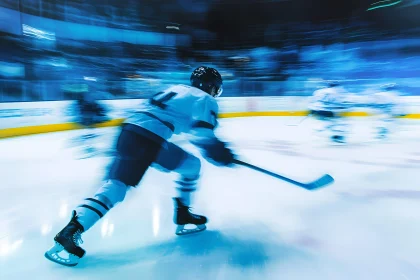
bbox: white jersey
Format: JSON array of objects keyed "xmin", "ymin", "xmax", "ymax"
[
  {"xmin": 308, "ymin": 86, "xmax": 351, "ymax": 112},
  {"xmin": 125, "ymin": 84, "xmax": 219, "ymax": 144},
  {"xmin": 370, "ymin": 90, "xmax": 403, "ymax": 115},
  {"xmin": 371, "ymin": 90, "xmax": 398, "ymax": 107}
]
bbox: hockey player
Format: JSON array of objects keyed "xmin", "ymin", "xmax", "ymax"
[
  {"xmin": 69, "ymin": 77, "xmax": 109, "ymax": 158},
  {"xmin": 45, "ymin": 66, "xmax": 236, "ymax": 266},
  {"xmin": 370, "ymin": 83, "xmax": 403, "ymax": 139},
  {"xmin": 308, "ymin": 81, "xmax": 352, "ymax": 143}
]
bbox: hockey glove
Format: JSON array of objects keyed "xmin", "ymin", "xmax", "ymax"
[{"xmin": 199, "ymin": 140, "xmax": 236, "ymax": 166}]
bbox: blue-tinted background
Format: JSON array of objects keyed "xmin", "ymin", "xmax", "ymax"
[{"xmin": 0, "ymin": 0, "xmax": 420, "ymax": 101}]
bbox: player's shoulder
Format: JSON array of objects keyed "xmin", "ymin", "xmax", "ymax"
[
  {"xmin": 373, "ymin": 91, "xmax": 389, "ymax": 97},
  {"xmin": 166, "ymin": 84, "xmax": 205, "ymax": 96},
  {"xmin": 313, "ymin": 88, "xmax": 328, "ymax": 95},
  {"xmin": 316, "ymin": 87, "xmax": 343, "ymax": 95},
  {"xmin": 191, "ymin": 88, "xmax": 219, "ymax": 111},
  {"xmin": 375, "ymin": 91, "xmax": 398, "ymax": 100},
  {"xmin": 172, "ymin": 84, "xmax": 216, "ymax": 100},
  {"xmin": 198, "ymin": 90, "xmax": 218, "ymax": 107},
  {"xmin": 166, "ymin": 84, "xmax": 218, "ymax": 108}
]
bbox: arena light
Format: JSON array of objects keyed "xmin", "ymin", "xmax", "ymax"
[
  {"xmin": 367, "ymin": 0, "xmax": 402, "ymax": 10},
  {"xmin": 22, "ymin": 24, "xmax": 56, "ymax": 40},
  {"xmin": 83, "ymin": 76, "xmax": 97, "ymax": 82}
]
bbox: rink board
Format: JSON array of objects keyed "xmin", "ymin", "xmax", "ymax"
[{"xmin": 1, "ymin": 96, "xmax": 420, "ymax": 139}]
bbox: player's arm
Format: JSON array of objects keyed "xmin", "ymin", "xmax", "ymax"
[{"xmin": 189, "ymin": 96, "xmax": 235, "ymax": 166}]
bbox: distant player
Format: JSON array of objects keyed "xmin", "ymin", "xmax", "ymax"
[
  {"xmin": 45, "ymin": 66, "xmax": 236, "ymax": 266},
  {"xmin": 70, "ymin": 77, "xmax": 109, "ymax": 158},
  {"xmin": 75, "ymin": 81, "xmax": 108, "ymax": 127},
  {"xmin": 308, "ymin": 81, "xmax": 352, "ymax": 143},
  {"xmin": 370, "ymin": 83, "xmax": 404, "ymax": 139}
]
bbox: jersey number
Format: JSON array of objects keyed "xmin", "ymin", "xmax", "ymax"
[{"xmin": 150, "ymin": 91, "xmax": 177, "ymax": 109}]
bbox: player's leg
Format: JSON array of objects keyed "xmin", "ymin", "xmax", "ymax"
[
  {"xmin": 74, "ymin": 102, "xmax": 98, "ymax": 158},
  {"xmin": 45, "ymin": 126, "xmax": 162, "ymax": 266},
  {"xmin": 310, "ymin": 110, "xmax": 347, "ymax": 143},
  {"xmin": 329, "ymin": 114, "xmax": 348, "ymax": 143},
  {"xmin": 153, "ymin": 142, "xmax": 207, "ymax": 235},
  {"xmin": 309, "ymin": 110, "xmax": 327, "ymax": 134},
  {"xmin": 73, "ymin": 100, "xmax": 109, "ymax": 159},
  {"xmin": 375, "ymin": 109, "xmax": 394, "ymax": 139}
]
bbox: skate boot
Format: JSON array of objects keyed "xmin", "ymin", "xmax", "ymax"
[
  {"xmin": 173, "ymin": 197, "xmax": 207, "ymax": 236},
  {"xmin": 376, "ymin": 127, "xmax": 389, "ymax": 140},
  {"xmin": 331, "ymin": 135, "xmax": 345, "ymax": 144},
  {"xmin": 79, "ymin": 145, "xmax": 97, "ymax": 159},
  {"xmin": 44, "ymin": 210, "xmax": 86, "ymax": 266}
]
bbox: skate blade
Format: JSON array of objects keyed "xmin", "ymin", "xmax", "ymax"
[
  {"xmin": 44, "ymin": 242, "xmax": 80, "ymax": 267},
  {"xmin": 331, "ymin": 140, "xmax": 346, "ymax": 145},
  {"xmin": 175, "ymin": 224, "xmax": 206, "ymax": 236}
]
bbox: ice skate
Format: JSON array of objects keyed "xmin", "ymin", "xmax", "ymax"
[
  {"xmin": 44, "ymin": 211, "xmax": 85, "ymax": 266},
  {"xmin": 331, "ymin": 135, "xmax": 346, "ymax": 144},
  {"xmin": 376, "ymin": 127, "xmax": 389, "ymax": 140},
  {"xmin": 78, "ymin": 145, "xmax": 98, "ymax": 159},
  {"xmin": 173, "ymin": 197, "xmax": 207, "ymax": 236},
  {"xmin": 78, "ymin": 133, "xmax": 100, "ymax": 159}
]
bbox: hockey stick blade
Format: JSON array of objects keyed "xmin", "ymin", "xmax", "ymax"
[
  {"xmin": 233, "ymin": 159, "xmax": 334, "ymax": 191},
  {"xmin": 304, "ymin": 174, "xmax": 334, "ymax": 190}
]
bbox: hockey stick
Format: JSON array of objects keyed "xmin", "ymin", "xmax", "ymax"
[
  {"xmin": 286, "ymin": 114, "xmax": 311, "ymax": 127},
  {"xmin": 233, "ymin": 159, "xmax": 334, "ymax": 190}
]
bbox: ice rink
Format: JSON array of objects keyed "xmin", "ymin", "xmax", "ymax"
[{"xmin": 2, "ymin": 116, "xmax": 420, "ymax": 280}]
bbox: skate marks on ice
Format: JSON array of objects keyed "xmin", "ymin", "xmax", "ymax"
[
  {"xmin": 232, "ymin": 139, "xmax": 302, "ymax": 157},
  {"xmin": 75, "ymin": 228, "xmax": 312, "ymax": 278},
  {"xmin": 337, "ymin": 189, "xmax": 420, "ymax": 203},
  {"xmin": 232, "ymin": 139, "xmax": 420, "ymax": 170}
]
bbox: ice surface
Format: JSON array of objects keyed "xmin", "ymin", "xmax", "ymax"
[{"xmin": 1, "ymin": 117, "xmax": 420, "ymax": 280}]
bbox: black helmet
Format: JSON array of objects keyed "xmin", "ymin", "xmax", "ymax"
[{"xmin": 190, "ymin": 66, "xmax": 223, "ymax": 97}]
